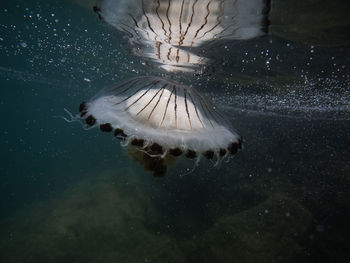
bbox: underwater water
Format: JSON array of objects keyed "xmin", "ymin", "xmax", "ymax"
[{"xmin": 0, "ymin": 0, "xmax": 350, "ymax": 262}]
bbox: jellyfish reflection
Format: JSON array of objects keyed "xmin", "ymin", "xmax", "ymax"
[
  {"xmin": 94, "ymin": 0, "xmax": 269, "ymax": 72},
  {"xmin": 69, "ymin": 0, "xmax": 265, "ymax": 176},
  {"xmin": 79, "ymin": 77, "xmax": 242, "ymax": 176}
]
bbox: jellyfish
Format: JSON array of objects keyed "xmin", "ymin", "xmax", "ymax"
[
  {"xmin": 94, "ymin": 0, "xmax": 269, "ymax": 72},
  {"xmin": 78, "ymin": 76, "xmax": 242, "ymax": 176}
]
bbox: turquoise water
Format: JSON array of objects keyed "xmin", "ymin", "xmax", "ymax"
[{"xmin": 1, "ymin": 0, "xmax": 350, "ymax": 262}]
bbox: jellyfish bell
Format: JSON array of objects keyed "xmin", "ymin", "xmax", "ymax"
[
  {"xmin": 94, "ymin": 0, "xmax": 270, "ymax": 73},
  {"xmin": 78, "ymin": 76, "xmax": 242, "ymax": 176}
]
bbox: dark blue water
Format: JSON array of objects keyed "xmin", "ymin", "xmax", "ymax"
[{"xmin": 1, "ymin": 0, "xmax": 350, "ymax": 262}]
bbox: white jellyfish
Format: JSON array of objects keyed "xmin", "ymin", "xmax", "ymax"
[
  {"xmin": 78, "ymin": 76, "xmax": 242, "ymax": 176},
  {"xmin": 94, "ymin": 0, "xmax": 269, "ymax": 72}
]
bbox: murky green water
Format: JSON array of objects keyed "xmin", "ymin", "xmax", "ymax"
[{"xmin": 0, "ymin": 0, "xmax": 349, "ymax": 262}]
